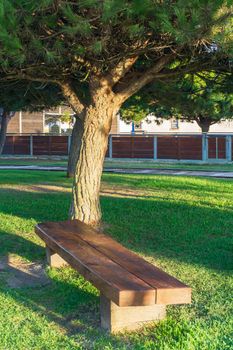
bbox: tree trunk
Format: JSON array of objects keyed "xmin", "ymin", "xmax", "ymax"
[
  {"xmin": 67, "ymin": 116, "xmax": 84, "ymax": 178},
  {"xmin": 70, "ymin": 94, "xmax": 117, "ymax": 226},
  {"xmin": 0, "ymin": 111, "xmax": 12, "ymax": 154},
  {"xmin": 200, "ymin": 123, "xmax": 210, "ymax": 133},
  {"xmin": 196, "ymin": 117, "xmax": 211, "ymax": 133}
]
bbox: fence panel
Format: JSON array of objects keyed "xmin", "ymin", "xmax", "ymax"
[
  {"xmin": 2, "ymin": 136, "xmax": 14, "ymax": 154},
  {"xmin": 157, "ymin": 136, "xmax": 202, "ymax": 160},
  {"xmin": 112, "ymin": 136, "xmax": 153, "ymax": 158},
  {"xmin": 13, "ymin": 136, "xmax": 30, "ymax": 155},
  {"xmin": 132, "ymin": 137, "xmax": 154, "ymax": 158},
  {"xmin": 33, "ymin": 136, "xmax": 50, "ymax": 155},
  {"xmin": 50, "ymin": 136, "xmax": 68, "ymax": 155},
  {"xmin": 208, "ymin": 136, "xmax": 226, "ymax": 159},
  {"xmin": 157, "ymin": 136, "xmax": 178, "ymax": 159},
  {"xmin": 1, "ymin": 134, "xmax": 232, "ymax": 161},
  {"xmin": 112, "ymin": 137, "xmax": 132, "ymax": 158},
  {"xmin": 178, "ymin": 136, "xmax": 202, "ymax": 160},
  {"xmin": 2, "ymin": 135, "xmax": 30, "ymax": 155}
]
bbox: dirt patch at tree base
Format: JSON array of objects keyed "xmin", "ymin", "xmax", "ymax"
[{"xmin": 0, "ymin": 255, "xmax": 51, "ymax": 288}]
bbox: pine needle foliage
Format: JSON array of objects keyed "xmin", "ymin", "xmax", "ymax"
[{"xmin": 0, "ymin": 0, "xmax": 231, "ymax": 85}]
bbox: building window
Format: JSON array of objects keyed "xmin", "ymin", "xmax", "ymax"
[
  {"xmin": 171, "ymin": 118, "xmax": 179, "ymax": 130},
  {"xmin": 44, "ymin": 112, "xmax": 74, "ymax": 134}
]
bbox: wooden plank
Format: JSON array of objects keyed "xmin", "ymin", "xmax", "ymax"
[
  {"xmin": 112, "ymin": 137, "xmax": 154, "ymax": 159},
  {"xmin": 13, "ymin": 136, "xmax": 30, "ymax": 155},
  {"xmin": 2, "ymin": 136, "xmax": 14, "ymax": 154},
  {"xmin": 37, "ymin": 220, "xmax": 191, "ymax": 305},
  {"xmin": 179, "ymin": 136, "xmax": 202, "ymax": 160},
  {"xmin": 35, "ymin": 224, "xmax": 155, "ymax": 307},
  {"xmin": 208, "ymin": 137, "xmax": 217, "ymax": 159},
  {"xmin": 157, "ymin": 136, "xmax": 179, "ymax": 159},
  {"xmin": 33, "ymin": 136, "xmax": 50, "ymax": 155},
  {"xmin": 217, "ymin": 137, "xmax": 226, "ymax": 159},
  {"xmin": 50, "ymin": 136, "xmax": 69, "ymax": 155}
]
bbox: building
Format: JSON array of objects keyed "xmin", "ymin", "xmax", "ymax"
[
  {"xmin": 7, "ymin": 111, "xmax": 44, "ymax": 134},
  {"xmin": 6, "ymin": 106, "xmax": 75, "ymax": 134},
  {"xmin": 5, "ymin": 109, "xmax": 233, "ymax": 135},
  {"xmin": 112, "ymin": 115, "xmax": 233, "ymax": 134}
]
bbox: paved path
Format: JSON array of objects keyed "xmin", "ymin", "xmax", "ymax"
[
  {"xmin": 106, "ymin": 168, "xmax": 233, "ymax": 178},
  {"xmin": 0, "ymin": 165, "xmax": 232, "ymax": 178},
  {"xmin": 0, "ymin": 165, "xmax": 66, "ymax": 171}
]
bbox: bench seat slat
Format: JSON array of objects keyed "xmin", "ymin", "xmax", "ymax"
[
  {"xmin": 36, "ymin": 224, "xmax": 155, "ymax": 307},
  {"xmin": 39, "ymin": 220, "xmax": 191, "ymax": 305}
]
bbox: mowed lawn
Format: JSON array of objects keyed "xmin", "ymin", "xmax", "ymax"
[{"xmin": 0, "ymin": 170, "xmax": 232, "ymax": 350}]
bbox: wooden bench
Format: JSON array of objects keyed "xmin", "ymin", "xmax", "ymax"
[{"xmin": 35, "ymin": 220, "xmax": 191, "ymax": 333}]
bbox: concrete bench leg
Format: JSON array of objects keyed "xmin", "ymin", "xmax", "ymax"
[
  {"xmin": 100, "ymin": 293, "xmax": 166, "ymax": 333},
  {"xmin": 46, "ymin": 246, "xmax": 68, "ymax": 268}
]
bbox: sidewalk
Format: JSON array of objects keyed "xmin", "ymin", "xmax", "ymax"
[{"xmin": 0, "ymin": 165, "xmax": 232, "ymax": 178}]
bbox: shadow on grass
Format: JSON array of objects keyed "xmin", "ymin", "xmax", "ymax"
[
  {"xmin": 101, "ymin": 195, "xmax": 233, "ymax": 272},
  {"xmin": 0, "ymin": 230, "xmax": 100, "ymax": 336},
  {"xmin": 0, "ymin": 188, "xmax": 232, "ymax": 271},
  {"xmin": 0, "ymin": 186, "xmax": 232, "ymax": 340}
]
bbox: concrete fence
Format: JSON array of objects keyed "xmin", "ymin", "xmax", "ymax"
[{"xmin": 2, "ymin": 133, "xmax": 233, "ymax": 162}]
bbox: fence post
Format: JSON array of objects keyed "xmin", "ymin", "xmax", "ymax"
[
  {"xmin": 215, "ymin": 137, "xmax": 218, "ymax": 159},
  {"xmin": 153, "ymin": 136, "xmax": 157, "ymax": 160},
  {"xmin": 109, "ymin": 135, "xmax": 113, "ymax": 159},
  {"xmin": 30, "ymin": 135, "xmax": 33, "ymax": 156},
  {"xmin": 226, "ymin": 135, "xmax": 232, "ymax": 162},
  {"xmin": 202, "ymin": 133, "xmax": 208, "ymax": 162}
]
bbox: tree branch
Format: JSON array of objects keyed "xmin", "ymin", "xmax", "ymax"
[
  {"xmin": 102, "ymin": 56, "xmax": 138, "ymax": 87},
  {"xmin": 0, "ymin": 73, "xmax": 85, "ymax": 116},
  {"xmin": 58, "ymin": 81, "xmax": 85, "ymax": 115},
  {"xmin": 152, "ymin": 60, "xmax": 230, "ymax": 82},
  {"xmin": 115, "ymin": 54, "xmax": 174, "ymax": 103},
  {"xmin": 0, "ymin": 73, "xmax": 59, "ymax": 85}
]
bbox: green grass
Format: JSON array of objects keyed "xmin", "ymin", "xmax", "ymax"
[
  {"xmin": 0, "ymin": 157, "xmax": 233, "ymax": 171},
  {"xmin": 0, "ymin": 158, "xmax": 67, "ymax": 167},
  {"xmin": 104, "ymin": 160, "xmax": 233, "ymax": 172},
  {"xmin": 0, "ymin": 170, "xmax": 232, "ymax": 349}
]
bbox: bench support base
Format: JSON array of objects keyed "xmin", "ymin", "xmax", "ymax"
[
  {"xmin": 100, "ymin": 294, "xmax": 166, "ymax": 333},
  {"xmin": 46, "ymin": 246, "xmax": 68, "ymax": 268}
]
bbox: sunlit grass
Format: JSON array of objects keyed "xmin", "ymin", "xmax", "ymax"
[{"xmin": 0, "ymin": 170, "xmax": 232, "ymax": 349}]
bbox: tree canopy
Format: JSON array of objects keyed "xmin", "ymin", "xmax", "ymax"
[
  {"xmin": 0, "ymin": 1, "xmax": 232, "ymax": 107},
  {"xmin": 0, "ymin": 80, "xmax": 63, "ymax": 112},
  {"xmin": 0, "ymin": 0, "xmax": 232, "ymax": 224},
  {"xmin": 121, "ymin": 71, "xmax": 233, "ymax": 132},
  {"xmin": 0, "ymin": 80, "xmax": 63, "ymax": 153}
]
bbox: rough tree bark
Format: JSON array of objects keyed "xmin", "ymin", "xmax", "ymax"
[
  {"xmin": 0, "ymin": 111, "xmax": 14, "ymax": 154},
  {"xmin": 67, "ymin": 115, "xmax": 84, "ymax": 178},
  {"xmin": 59, "ymin": 56, "xmax": 173, "ymax": 226},
  {"xmin": 196, "ymin": 117, "xmax": 212, "ymax": 133},
  {"xmin": 69, "ymin": 87, "xmax": 119, "ymax": 226},
  {"xmin": 200, "ymin": 124, "xmax": 210, "ymax": 133}
]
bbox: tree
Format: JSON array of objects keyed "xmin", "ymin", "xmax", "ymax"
[
  {"xmin": 67, "ymin": 115, "xmax": 84, "ymax": 178},
  {"xmin": 44, "ymin": 107, "xmax": 81, "ymax": 178},
  {"xmin": 0, "ymin": 1, "xmax": 232, "ymax": 225},
  {"xmin": 0, "ymin": 79, "xmax": 79, "ymax": 178},
  {"xmin": 0, "ymin": 81, "xmax": 62, "ymax": 154},
  {"xmin": 0, "ymin": 109, "xmax": 15, "ymax": 154},
  {"xmin": 121, "ymin": 72, "xmax": 233, "ymax": 133}
]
